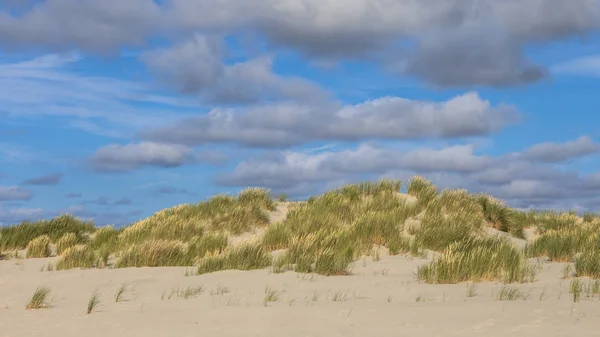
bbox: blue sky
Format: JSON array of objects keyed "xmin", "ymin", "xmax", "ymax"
[{"xmin": 1, "ymin": 1, "xmax": 600, "ymax": 226}]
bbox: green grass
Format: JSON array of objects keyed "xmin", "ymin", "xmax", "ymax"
[
  {"xmin": 56, "ymin": 245, "xmax": 99, "ymax": 270},
  {"xmin": 526, "ymin": 225, "xmax": 597, "ymax": 262},
  {"xmin": 407, "ymin": 176, "xmax": 437, "ymax": 210},
  {"xmin": 196, "ymin": 241, "xmax": 272, "ymax": 274},
  {"xmin": 4, "ymin": 176, "xmax": 600, "ymax": 289},
  {"xmin": 263, "ymin": 287, "xmax": 281, "ymax": 306},
  {"xmin": 56, "ymin": 232, "xmax": 78, "ymax": 255},
  {"xmin": 574, "ymin": 250, "xmax": 600, "ymax": 278},
  {"xmin": 416, "ymin": 237, "xmax": 536, "ymax": 284},
  {"xmin": 115, "ymin": 240, "xmax": 191, "ymax": 268},
  {"xmin": 1, "ymin": 214, "xmax": 94, "ymax": 251},
  {"xmin": 496, "ymin": 285, "xmax": 528, "ymax": 301},
  {"xmin": 26, "ymin": 287, "xmax": 51, "ymax": 309},
  {"xmin": 87, "ymin": 291, "xmax": 101, "ymax": 314},
  {"xmin": 476, "ymin": 194, "xmax": 524, "ymax": 238},
  {"xmin": 26, "ymin": 235, "xmax": 51, "ymax": 258},
  {"xmin": 115, "ymin": 283, "xmax": 129, "ymax": 302}
]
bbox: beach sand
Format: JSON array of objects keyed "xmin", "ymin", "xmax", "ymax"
[{"xmin": 2, "ymin": 252, "xmax": 598, "ymax": 337}]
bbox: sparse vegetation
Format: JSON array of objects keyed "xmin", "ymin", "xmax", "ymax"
[
  {"xmin": 26, "ymin": 287, "xmax": 51, "ymax": 309},
  {"xmin": 496, "ymin": 284, "xmax": 528, "ymax": 301},
  {"xmin": 466, "ymin": 283, "xmax": 478, "ymax": 297},
  {"xmin": 87, "ymin": 291, "xmax": 101, "ymax": 314},
  {"xmin": 167, "ymin": 285, "xmax": 204, "ymax": 300},
  {"xmin": 3, "ymin": 176, "xmax": 600, "ymax": 289},
  {"xmin": 263, "ymin": 287, "xmax": 281, "ymax": 306},
  {"xmin": 115, "ymin": 283, "xmax": 129, "ymax": 302}
]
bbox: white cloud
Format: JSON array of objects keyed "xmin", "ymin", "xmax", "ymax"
[
  {"xmin": 553, "ymin": 55, "xmax": 600, "ymax": 77},
  {"xmin": 216, "ymin": 136, "xmax": 600, "ymax": 210},
  {"xmin": 0, "ymin": 53, "xmax": 200, "ymax": 138},
  {"xmin": 0, "ymin": 185, "xmax": 32, "ymax": 201},
  {"xmin": 90, "ymin": 141, "xmax": 227, "ymax": 172},
  {"xmin": 142, "ymin": 35, "xmax": 327, "ymax": 104},
  {"xmin": 143, "ymin": 92, "xmax": 520, "ymax": 147}
]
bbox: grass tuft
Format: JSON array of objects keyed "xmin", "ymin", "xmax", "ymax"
[
  {"xmin": 26, "ymin": 235, "xmax": 52, "ymax": 258},
  {"xmin": 87, "ymin": 291, "xmax": 101, "ymax": 314},
  {"xmin": 26, "ymin": 287, "xmax": 51, "ymax": 309}
]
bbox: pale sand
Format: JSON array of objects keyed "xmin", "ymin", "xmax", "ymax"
[
  {"xmin": 2, "ymin": 255, "xmax": 599, "ymax": 337},
  {"xmin": 2, "ymin": 203, "xmax": 599, "ymax": 337}
]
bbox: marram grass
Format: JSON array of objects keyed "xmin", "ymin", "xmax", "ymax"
[
  {"xmin": 26, "ymin": 235, "xmax": 52, "ymax": 258},
  {"xmin": 6, "ymin": 177, "xmax": 600, "ymax": 286}
]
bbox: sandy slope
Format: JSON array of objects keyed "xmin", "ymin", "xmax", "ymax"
[{"xmin": 2, "ymin": 254, "xmax": 600, "ymax": 337}]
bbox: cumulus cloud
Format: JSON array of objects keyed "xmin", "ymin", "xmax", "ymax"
[
  {"xmin": 0, "ymin": 185, "xmax": 32, "ymax": 201},
  {"xmin": 216, "ymin": 136, "xmax": 600, "ymax": 210},
  {"xmin": 21, "ymin": 172, "xmax": 62, "ymax": 185},
  {"xmin": 404, "ymin": 28, "xmax": 547, "ymax": 87},
  {"xmin": 1, "ymin": 0, "xmax": 598, "ymax": 87},
  {"xmin": 520, "ymin": 136, "xmax": 600, "ymax": 163},
  {"xmin": 142, "ymin": 92, "xmax": 520, "ymax": 147},
  {"xmin": 0, "ymin": 206, "xmax": 44, "ymax": 225},
  {"xmin": 90, "ymin": 141, "xmax": 227, "ymax": 172},
  {"xmin": 142, "ymin": 35, "xmax": 327, "ymax": 104},
  {"xmin": 218, "ymin": 143, "xmax": 493, "ymax": 188}
]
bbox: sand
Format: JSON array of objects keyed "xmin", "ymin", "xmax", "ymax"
[
  {"xmin": 2, "ymin": 204, "xmax": 598, "ymax": 336},
  {"xmin": 2, "ymin": 254, "xmax": 599, "ymax": 337}
]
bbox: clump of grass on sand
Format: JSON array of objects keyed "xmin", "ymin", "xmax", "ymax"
[
  {"xmin": 527, "ymin": 223, "xmax": 600, "ymax": 262},
  {"xmin": 197, "ymin": 241, "xmax": 272, "ymax": 274},
  {"xmin": 476, "ymin": 194, "xmax": 524, "ymax": 238},
  {"xmin": 87, "ymin": 291, "xmax": 101, "ymax": 314},
  {"xmin": 407, "ymin": 176, "xmax": 437, "ymax": 211},
  {"xmin": 56, "ymin": 245, "xmax": 99, "ymax": 270},
  {"xmin": 56, "ymin": 232, "xmax": 78, "ymax": 255},
  {"xmin": 115, "ymin": 240, "xmax": 191, "ymax": 268},
  {"xmin": 1, "ymin": 214, "xmax": 94, "ymax": 251},
  {"xmin": 496, "ymin": 284, "xmax": 529, "ymax": 301},
  {"xmin": 167, "ymin": 285, "xmax": 204, "ymax": 300},
  {"xmin": 416, "ymin": 237, "xmax": 536, "ymax": 284},
  {"xmin": 115, "ymin": 283, "xmax": 129, "ymax": 303},
  {"xmin": 26, "ymin": 235, "xmax": 52, "ymax": 258},
  {"xmin": 574, "ymin": 250, "xmax": 600, "ymax": 278},
  {"xmin": 26, "ymin": 287, "xmax": 51, "ymax": 309}
]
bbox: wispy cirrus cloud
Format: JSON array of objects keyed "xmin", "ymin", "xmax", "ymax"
[{"xmin": 0, "ymin": 52, "xmax": 200, "ymax": 138}]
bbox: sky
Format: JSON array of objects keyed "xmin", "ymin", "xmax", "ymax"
[{"xmin": 1, "ymin": 0, "xmax": 600, "ymax": 226}]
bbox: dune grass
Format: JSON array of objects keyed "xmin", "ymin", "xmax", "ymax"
[
  {"xmin": 56, "ymin": 245, "xmax": 100, "ymax": 270},
  {"xmin": 4, "ymin": 176, "xmax": 599, "ymax": 287},
  {"xmin": 26, "ymin": 235, "xmax": 52, "ymax": 258},
  {"xmin": 87, "ymin": 291, "xmax": 101, "ymax": 314},
  {"xmin": 56, "ymin": 232, "xmax": 78, "ymax": 255},
  {"xmin": 26, "ymin": 287, "xmax": 51, "ymax": 309},
  {"xmin": 115, "ymin": 240, "xmax": 191, "ymax": 268},
  {"xmin": 1, "ymin": 214, "xmax": 94, "ymax": 251},
  {"xmin": 115, "ymin": 283, "xmax": 129, "ymax": 303},
  {"xmin": 416, "ymin": 237, "xmax": 536, "ymax": 284},
  {"xmin": 196, "ymin": 241, "xmax": 272, "ymax": 274}
]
